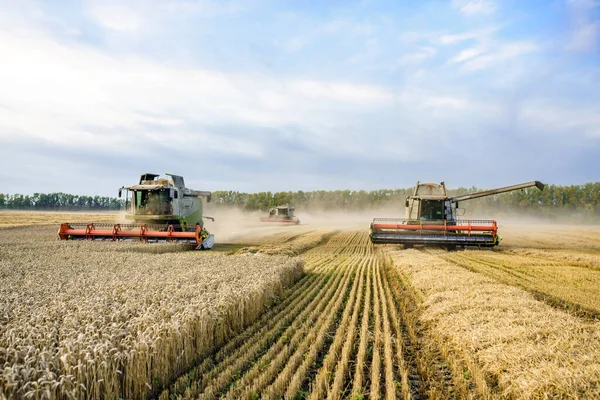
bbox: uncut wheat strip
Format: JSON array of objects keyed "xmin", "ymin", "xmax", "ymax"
[
  {"xmin": 505, "ymin": 248, "xmax": 600, "ymax": 272},
  {"xmin": 389, "ymin": 248, "xmax": 600, "ymax": 399},
  {"xmin": 204, "ymin": 255, "xmax": 357, "ymax": 400},
  {"xmin": 265, "ymin": 252, "xmax": 363, "ymax": 400},
  {"xmin": 374, "ymin": 257, "xmax": 397, "ymax": 400},
  {"xmin": 0, "ymin": 232, "xmax": 316, "ymax": 399},
  {"xmin": 295, "ymin": 254, "xmax": 368, "ymax": 400},
  {"xmin": 326, "ymin": 257, "xmax": 372, "ymax": 400},
  {"xmin": 0, "ymin": 241, "xmax": 303, "ymax": 400},
  {"xmin": 235, "ymin": 253, "xmax": 362, "ymax": 398},
  {"xmin": 380, "ymin": 257, "xmax": 413, "ymax": 400},
  {"xmin": 396, "ymin": 249, "xmax": 514, "ymax": 398},
  {"xmin": 186, "ymin": 259, "xmax": 338, "ymax": 398},
  {"xmin": 383, "ymin": 252, "xmax": 455, "ymax": 399},
  {"xmin": 441, "ymin": 250, "xmax": 600, "ymax": 317},
  {"xmin": 352, "ymin": 253, "xmax": 373, "ymax": 397}
]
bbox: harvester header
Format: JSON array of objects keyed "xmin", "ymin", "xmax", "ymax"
[{"xmin": 371, "ymin": 180, "xmax": 544, "ymax": 249}]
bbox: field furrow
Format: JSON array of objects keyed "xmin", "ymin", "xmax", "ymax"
[
  {"xmin": 158, "ymin": 231, "xmax": 435, "ymax": 399},
  {"xmin": 376, "ymin": 257, "xmax": 398, "ymax": 400},
  {"xmin": 307, "ymin": 256, "xmax": 367, "ymax": 400},
  {"xmin": 203, "ymin": 258, "xmax": 354, "ymax": 398},
  {"xmin": 370, "ymin": 256, "xmax": 383, "ymax": 400},
  {"xmin": 327, "ymin": 258, "xmax": 370, "ymax": 400},
  {"xmin": 351, "ymin": 250, "xmax": 373, "ymax": 397}
]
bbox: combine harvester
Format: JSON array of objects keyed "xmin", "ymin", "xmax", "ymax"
[
  {"xmin": 370, "ymin": 180, "xmax": 544, "ymax": 249},
  {"xmin": 260, "ymin": 204, "xmax": 300, "ymax": 225},
  {"xmin": 59, "ymin": 173, "xmax": 215, "ymax": 249}
]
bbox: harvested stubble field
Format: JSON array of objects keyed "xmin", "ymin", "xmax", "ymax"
[
  {"xmin": 158, "ymin": 225, "xmax": 600, "ymax": 400},
  {"xmin": 158, "ymin": 231, "xmax": 431, "ymax": 400},
  {"xmin": 2, "ymin": 218, "xmax": 600, "ymax": 399}
]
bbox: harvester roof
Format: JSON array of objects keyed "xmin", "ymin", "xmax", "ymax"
[
  {"xmin": 410, "ymin": 182, "xmax": 447, "ymax": 200},
  {"xmin": 125, "ymin": 184, "xmax": 169, "ymax": 191}
]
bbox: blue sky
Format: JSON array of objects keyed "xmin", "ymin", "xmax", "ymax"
[{"xmin": 0, "ymin": 0, "xmax": 598, "ymax": 196}]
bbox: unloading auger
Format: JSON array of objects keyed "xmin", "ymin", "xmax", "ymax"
[
  {"xmin": 370, "ymin": 180, "xmax": 544, "ymax": 249},
  {"xmin": 59, "ymin": 173, "xmax": 215, "ymax": 249}
]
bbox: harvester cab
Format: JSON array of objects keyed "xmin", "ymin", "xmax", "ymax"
[
  {"xmin": 371, "ymin": 180, "xmax": 544, "ymax": 249},
  {"xmin": 260, "ymin": 204, "xmax": 300, "ymax": 224},
  {"xmin": 59, "ymin": 173, "xmax": 215, "ymax": 249}
]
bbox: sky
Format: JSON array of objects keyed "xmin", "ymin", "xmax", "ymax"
[{"xmin": 0, "ymin": 0, "xmax": 599, "ymax": 196}]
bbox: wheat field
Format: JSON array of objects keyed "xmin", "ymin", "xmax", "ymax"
[
  {"xmin": 1, "ymin": 218, "xmax": 600, "ymax": 399},
  {"xmin": 0, "ymin": 225, "xmax": 303, "ymax": 399}
]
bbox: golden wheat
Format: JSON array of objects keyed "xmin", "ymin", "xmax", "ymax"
[
  {"xmin": 385, "ymin": 247, "xmax": 600, "ymax": 399},
  {"xmin": 0, "ymin": 211, "xmax": 118, "ymax": 228},
  {"xmin": 0, "ymin": 226, "xmax": 303, "ymax": 399},
  {"xmin": 437, "ymin": 247, "xmax": 600, "ymax": 316},
  {"xmin": 7, "ymin": 221, "xmax": 599, "ymax": 400}
]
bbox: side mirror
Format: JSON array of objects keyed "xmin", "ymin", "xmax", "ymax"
[
  {"xmin": 405, "ymin": 199, "xmax": 409, "ymax": 208},
  {"xmin": 118, "ymin": 188, "xmax": 122, "ymax": 198},
  {"xmin": 207, "ymin": 194, "xmax": 212, "ymax": 203},
  {"xmin": 173, "ymin": 190, "xmax": 178, "ymax": 199}
]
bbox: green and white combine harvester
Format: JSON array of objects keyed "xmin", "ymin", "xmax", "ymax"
[
  {"xmin": 370, "ymin": 180, "xmax": 544, "ymax": 249},
  {"xmin": 59, "ymin": 173, "xmax": 215, "ymax": 249}
]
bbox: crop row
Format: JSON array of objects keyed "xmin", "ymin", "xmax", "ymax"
[{"xmin": 159, "ymin": 231, "xmax": 454, "ymax": 399}]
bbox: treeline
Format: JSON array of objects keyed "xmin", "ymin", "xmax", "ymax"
[
  {"xmin": 211, "ymin": 182, "xmax": 600, "ymax": 220},
  {"xmin": 0, "ymin": 193, "xmax": 123, "ymax": 211},
  {"xmin": 2, "ymin": 183, "xmax": 600, "ymax": 220}
]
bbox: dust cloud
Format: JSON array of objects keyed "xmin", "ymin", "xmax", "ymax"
[{"xmin": 204, "ymin": 205, "xmax": 405, "ymax": 243}]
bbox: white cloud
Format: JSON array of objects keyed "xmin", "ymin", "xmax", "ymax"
[
  {"xmin": 567, "ymin": 22, "xmax": 598, "ymax": 51},
  {"xmin": 423, "ymin": 96, "xmax": 470, "ymax": 109},
  {"xmin": 456, "ymin": 42, "xmax": 538, "ymax": 71},
  {"xmin": 565, "ymin": 0, "xmax": 600, "ymax": 52},
  {"xmin": 519, "ymin": 102, "xmax": 600, "ymax": 138},
  {"xmin": 0, "ymin": 23, "xmax": 396, "ymax": 160},
  {"xmin": 287, "ymin": 81, "xmax": 393, "ymax": 103},
  {"xmin": 85, "ymin": 0, "xmax": 246, "ymax": 32},
  {"xmin": 87, "ymin": 1, "xmax": 144, "ymax": 31},
  {"xmin": 438, "ymin": 27, "xmax": 498, "ymax": 45},
  {"xmin": 399, "ymin": 47, "xmax": 437, "ymax": 65},
  {"xmin": 450, "ymin": 47, "xmax": 486, "ymax": 62},
  {"xmin": 451, "ymin": 0, "xmax": 497, "ymax": 16},
  {"xmin": 1, "ymin": 0, "xmax": 598, "ymax": 194}
]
